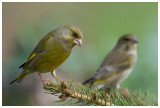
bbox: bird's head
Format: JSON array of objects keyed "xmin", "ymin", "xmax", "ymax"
[
  {"xmin": 117, "ymin": 34, "xmax": 138, "ymax": 51},
  {"xmin": 57, "ymin": 25, "xmax": 83, "ymax": 48}
]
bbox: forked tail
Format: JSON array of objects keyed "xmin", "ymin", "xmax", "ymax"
[{"xmin": 9, "ymin": 70, "xmax": 29, "ymax": 85}]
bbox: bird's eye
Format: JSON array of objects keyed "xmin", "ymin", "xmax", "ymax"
[
  {"xmin": 73, "ymin": 32, "xmax": 78, "ymax": 38},
  {"xmin": 124, "ymin": 38, "xmax": 130, "ymax": 41}
]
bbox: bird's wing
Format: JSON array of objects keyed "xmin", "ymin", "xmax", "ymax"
[
  {"xmin": 94, "ymin": 49, "xmax": 132, "ymax": 80},
  {"xmin": 19, "ymin": 35, "xmax": 53, "ymax": 69}
]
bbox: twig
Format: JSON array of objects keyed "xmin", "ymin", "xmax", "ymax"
[{"xmin": 43, "ymin": 80, "xmax": 114, "ymax": 106}]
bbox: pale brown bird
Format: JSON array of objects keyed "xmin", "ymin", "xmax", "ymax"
[{"xmin": 83, "ymin": 34, "xmax": 138, "ymax": 89}]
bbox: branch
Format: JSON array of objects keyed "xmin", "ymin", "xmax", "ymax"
[
  {"xmin": 43, "ymin": 78, "xmax": 157, "ymax": 106},
  {"xmin": 43, "ymin": 79, "xmax": 114, "ymax": 106}
]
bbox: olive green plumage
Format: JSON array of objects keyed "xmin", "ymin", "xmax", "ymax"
[
  {"xmin": 83, "ymin": 34, "xmax": 138, "ymax": 89},
  {"xmin": 9, "ymin": 25, "xmax": 83, "ymax": 84}
]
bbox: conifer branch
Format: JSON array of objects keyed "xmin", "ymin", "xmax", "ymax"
[
  {"xmin": 43, "ymin": 78, "xmax": 157, "ymax": 106},
  {"xmin": 43, "ymin": 79, "xmax": 114, "ymax": 106}
]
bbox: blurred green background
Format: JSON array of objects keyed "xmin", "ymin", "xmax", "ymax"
[{"xmin": 2, "ymin": 2, "xmax": 158, "ymax": 106}]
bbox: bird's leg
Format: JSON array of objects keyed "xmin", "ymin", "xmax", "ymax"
[
  {"xmin": 51, "ymin": 70, "xmax": 63, "ymax": 83},
  {"xmin": 38, "ymin": 72, "xmax": 50, "ymax": 86},
  {"xmin": 38, "ymin": 72, "xmax": 44, "ymax": 82},
  {"xmin": 118, "ymin": 88, "xmax": 130, "ymax": 97},
  {"xmin": 51, "ymin": 70, "xmax": 57, "ymax": 77}
]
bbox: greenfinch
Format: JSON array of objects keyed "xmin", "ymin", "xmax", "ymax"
[
  {"xmin": 9, "ymin": 25, "xmax": 83, "ymax": 85},
  {"xmin": 83, "ymin": 34, "xmax": 138, "ymax": 89}
]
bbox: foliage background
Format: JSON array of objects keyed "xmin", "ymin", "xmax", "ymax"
[{"xmin": 2, "ymin": 2, "xmax": 158, "ymax": 105}]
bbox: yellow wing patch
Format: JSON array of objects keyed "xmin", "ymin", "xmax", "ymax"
[
  {"xmin": 49, "ymin": 35, "xmax": 53, "ymax": 38},
  {"xmin": 93, "ymin": 72, "xmax": 116, "ymax": 86},
  {"xmin": 93, "ymin": 78, "xmax": 107, "ymax": 86},
  {"xmin": 27, "ymin": 53, "xmax": 36, "ymax": 63}
]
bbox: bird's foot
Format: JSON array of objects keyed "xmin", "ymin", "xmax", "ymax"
[
  {"xmin": 42, "ymin": 79, "xmax": 51, "ymax": 87},
  {"xmin": 59, "ymin": 79, "xmax": 63, "ymax": 83},
  {"xmin": 55, "ymin": 77, "xmax": 64, "ymax": 85},
  {"xmin": 119, "ymin": 88, "xmax": 130, "ymax": 97}
]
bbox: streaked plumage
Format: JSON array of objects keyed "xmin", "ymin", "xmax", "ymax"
[
  {"xmin": 9, "ymin": 25, "xmax": 83, "ymax": 85},
  {"xmin": 83, "ymin": 34, "xmax": 138, "ymax": 89}
]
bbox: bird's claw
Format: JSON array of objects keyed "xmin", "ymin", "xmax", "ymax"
[{"xmin": 42, "ymin": 79, "xmax": 51, "ymax": 87}]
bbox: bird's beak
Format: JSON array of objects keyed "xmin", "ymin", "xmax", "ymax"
[
  {"xmin": 73, "ymin": 39, "xmax": 82, "ymax": 47},
  {"xmin": 131, "ymin": 39, "xmax": 138, "ymax": 44}
]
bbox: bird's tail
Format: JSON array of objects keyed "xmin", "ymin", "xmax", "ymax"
[
  {"xmin": 82, "ymin": 77, "xmax": 95, "ymax": 85},
  {"xmin": 9, "ymin": 70, "xmax": 29, "ymax": 85}
]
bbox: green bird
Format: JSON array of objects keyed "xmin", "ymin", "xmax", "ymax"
[
  {"xmin": 9, "ymin": 25, "xmax": 83, "ymax": 85},
  {"xmin": 83, "ymin": 34, "xmax": 138, "ymax": 89}
]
